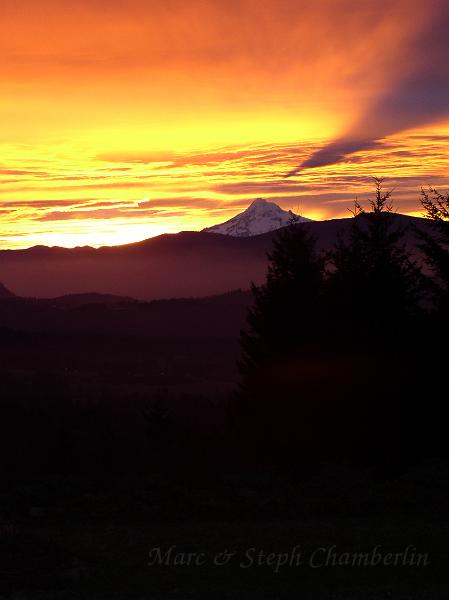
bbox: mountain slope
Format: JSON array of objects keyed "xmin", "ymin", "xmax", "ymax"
[
  {"xmin": 0, "ymin": 282, "xmax": 16, "ymax": 299},
  {"xmin": 0, "ymin": 214, "xmax": 431, "ymax": 300},
  {"xmin": 203, "ymin": 198, "xmax": 312, "ymax": 237}
]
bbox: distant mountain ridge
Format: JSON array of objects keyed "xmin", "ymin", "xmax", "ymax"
[
  {"xmin": 0, "ymin": 213, "xmax": 432, "ymax": 300},
  {"xmin": 203, "ymin": 198, "xmax": 312, "ymax": 237}
]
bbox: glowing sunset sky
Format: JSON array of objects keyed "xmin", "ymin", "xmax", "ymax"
[{"xmin": 1, "ymin": 0, "xmax": 449, "ymax": 248}]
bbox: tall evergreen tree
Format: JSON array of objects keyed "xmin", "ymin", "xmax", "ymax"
[
  {"xmin": 416, "ymin": 188, "xmax": 449, "ymax": 459},
  {"xmin": 328, "ymin": 178, "xmax": 424, "ymax": 342},
  {"xmin": 236, "ymin": 219, "xmax": 327, "ymax": 467},
  {"xmin": 419, "ymin": 187, "xmax": 449, "ymax": 314},
  {"xmin": 239, "ymin": 219, "xmax": 325, "ymax": 382},
  {"xmin": 327, "ymin": 179, "xmax": 429, "ymax": 468}
]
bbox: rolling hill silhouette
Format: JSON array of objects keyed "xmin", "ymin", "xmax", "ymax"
[
  {"xmin": 0, "ymin": 215, "xmax": 430, "ymax": 299},
  {"xmin": 0, "ymin": 289, "xmax": 251, "ymax": 340}
]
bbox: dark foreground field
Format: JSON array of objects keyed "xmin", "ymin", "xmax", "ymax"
[
  {"xmin": 2, "ymin": 464, "xmax": 449, "ymax": 599},
  {"xmin": 1, "ymin": 320, "xmax": 448, "ymax": 599}
]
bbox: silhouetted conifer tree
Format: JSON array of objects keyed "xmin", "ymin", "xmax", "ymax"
[
  {"xmin": 236, "ymin": 219, "xmax": 327, "ymax": 467},
  {"xmin": 419, "ymin": 187, "xmax": 449, "ymax": 314},
  {"xmin": 239, "ymin": 218, "xmax": 325, "ymax": 381},
  {"xmin": 413, "ymin": 188, "xmax": 449, "ymax": 460},
  {"xmin": 327, "ymin": 179, "xmax": 430, "ymax": 469},
  {"xmin": 328, "ymin": 178, "xmax": 425, "ymax": 342}
]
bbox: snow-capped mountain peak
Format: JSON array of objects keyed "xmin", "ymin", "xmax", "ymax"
[{"xmin": 203, "ymin": 198, "xmax": 312, "ymax": 237}]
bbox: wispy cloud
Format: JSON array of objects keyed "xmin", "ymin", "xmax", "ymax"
[
  {"xmin": 1, "ymin": 133, "xmax": 448, "ymax": 247},
  {"xmin": 289, "ymin": 1, "xmax": 449, "ymax": 173}
]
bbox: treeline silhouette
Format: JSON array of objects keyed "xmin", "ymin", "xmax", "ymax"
[
  {"xmin": 236, "ymin": 179, "xmax": 449, "ymax": 474},
  {"xmin": 1, "ymin": 180, "xmax": 448, "ymax": 488}
]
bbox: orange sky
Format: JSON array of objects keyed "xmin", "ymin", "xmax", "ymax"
[{"xmin": 1, "ymin": 0, "xmax": 448, "ymax": 248}]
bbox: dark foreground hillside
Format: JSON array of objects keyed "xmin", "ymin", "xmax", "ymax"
[
  {"xmin": 0, "ymin": 289, "xmax": 251, "ymax": 341},
  {"xmin": 0, "ymin": 290, "xmax": 252, "ymax": 405},
  {"xmin": 1, "ymin": 292, "xmax": 449, "ymax": 599}
]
